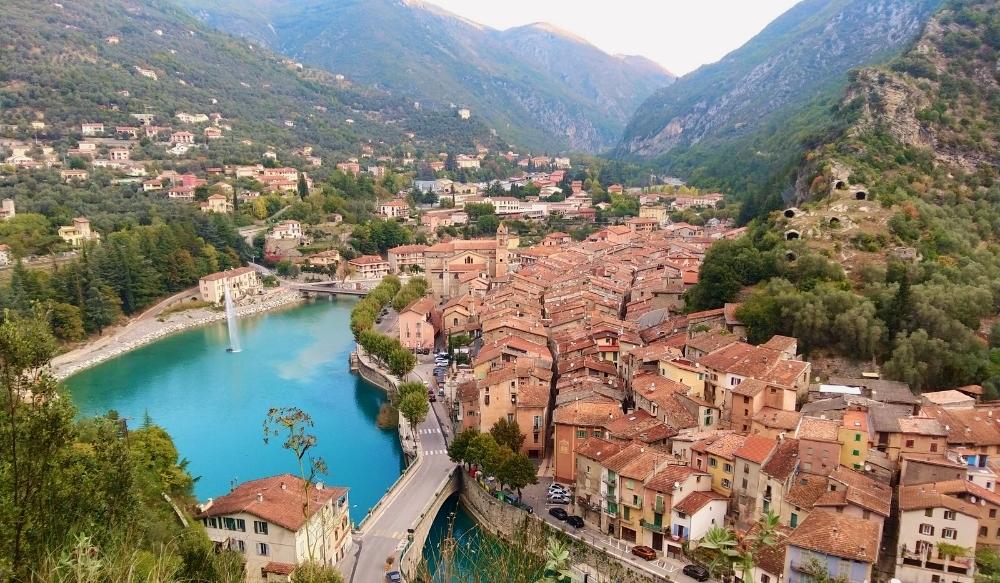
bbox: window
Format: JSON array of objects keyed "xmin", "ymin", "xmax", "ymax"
[
  {"xmin": 206, "ymin": 517, "xmax": 219, "ymax": 528},
  {"xmin": 925, "ymin": 509, "xmax": 934, "ymax": 517},
  {"xmin": 253, "ymin": 520, "xmax": 268, "ymax": 535},
  {"xmin": 930, "ymin": 443, "xmax": 938, "ymax": 453},
  {"xmin": 790, "ymin": 513, "xmax": 798, "ymax": 528},
  {"xmin": 944, "ymin": 510, "xmax": 956, "ymax": 520},
  {"xmin": 854, "ymin": 433, "xmax": 861, "ymax": 441},
  {"xmin": 709, "ymin": 458, "xmax": 717, "ymax": 468},
  {"xmin": 742, "ymin": 478, "xmax": 748, "ymax": 490},
  {"xmin": 906, "ymin": 439, "xmax": 915, "ymax": 448},
  {"xmin": 761, "ymin": 575, "xmax": 771, "ymax": 583},
  {"xmin": 942, "ymin": 528, "xmax": 957, "ymax": 540},
  {"xmin": 721, "ymin": 479, "xmax": 731, "ymax": 489},
  {"xmin": 236, "ymin": 540, "xmax": 245, "ymax": 553},
  {"xmin": 852, "ymin": 450, "xmax": 860, "ymax": 457},
  {"xmin": 256, "ymin": 542, "xmax": 269, "ymax": 556},
  {"xmin": 223, "ymin": 517, "xmax": 236, "ymax": 531},
  {"xmin": 576, "ymin": 429, "xmax": 586, "ymax": 438},
  {"xmin": 744, "ymin": 464, "xmax": 749, "ymax": 474},
  {"xmin": 991, "ymin": 509, "xmax": 997, "ymax": 519},
  {"xmin": 981, "ymin": 527, "xmax": 988, "ymax": 537},
  {"xmin": 723, "ymin": 464, "xmax": 732, "ymax": 473},
  {"xmin": 592, "ymin": 429, "xmax": 602, "ymax": 437},
  {"xmin": 623, "ymin": 507, "xmax": 631, "ymax": 520},
  {"xmin": 919, "ymin": 524, "xmax": 934, "ymax": 536}
]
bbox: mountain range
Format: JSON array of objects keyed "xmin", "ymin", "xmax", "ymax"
[
  {"xmin": 0, "ymin": 0, "xmax": 497, "ymax": 159},
  {"xmin": 616, "ymin": 0, "xmax": 946, "ymax": 220},
  {"xmin": 175, "ymin": 0, "xmax": 675, "ymax": 153}
]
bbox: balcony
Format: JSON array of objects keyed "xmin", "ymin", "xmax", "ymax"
[
  {"xmin": 603, "ymin": 475, "xmax": 618, "ymax": 487},
  {"xmin": 641, "ymin": 519, "xmax": 666, "ymax": 534}
]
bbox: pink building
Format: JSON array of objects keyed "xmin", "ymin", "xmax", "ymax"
[{"xmin": 398, "ymin": 296, "xmax": 438, "ymax": 351}]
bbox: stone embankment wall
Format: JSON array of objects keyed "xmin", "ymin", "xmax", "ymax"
[
  {"xmin": 459, "ymin": 475, "xmax": 668, "ymax": 583},
  {"xmin": 398, "ymin": 468, "xmax": 460, "ymax": 578},
  {"xmin": 54, "ymin": 289, "xmax": 302, "ymax": 379},
  {"xmin": 350, "ymin": 346, "xmax": 417, "ymax": 461}
]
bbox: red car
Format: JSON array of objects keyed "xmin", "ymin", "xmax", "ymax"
[{"xmin": 631, "ymin": 545, "xmax": 657, "ymax": 561}]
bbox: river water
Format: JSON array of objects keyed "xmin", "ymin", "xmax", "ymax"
[{"xmin": 64, "ymin": 297, "xmax": 405, "ymax": 522}]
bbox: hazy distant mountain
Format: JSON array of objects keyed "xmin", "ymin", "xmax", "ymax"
[
  {"xmin": 619, "ymin": 0, "xmax": 944, "ymax": 159},
  {"xmin": 176, "ymin": 0, "xmax": 676, "ymax": 152}
]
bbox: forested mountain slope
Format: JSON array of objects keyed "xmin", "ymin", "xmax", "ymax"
[
  {"xmin": 176, "ymin": 0, "xmax": 675, "ymax": 152},
  {"xmin": 0, "ymin": 0, "xmax": 494, "ymax": 156},
  {"xmin": 617, "ymin": 0, "xmax": 945, "ymax": 221},
  {"xmin": 688, "ymin": 0, "xmax": 1000, "ymax": 394}
]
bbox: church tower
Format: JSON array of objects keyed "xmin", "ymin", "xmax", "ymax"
[{"xmin": 495, "ymin": 221, "xmax": 510, "ymax": 277}]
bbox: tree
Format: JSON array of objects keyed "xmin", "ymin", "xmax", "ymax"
[
  {"xmin": 465, "ymin": 433, "xmax": 503, "ymax": 475},
  {"xmin": 291, "ymin": 562, "xmax": 345, "ymax": 583},
  {"xmin": 489, "ymin": 418, "xmax": 525, "ymax": 453},
  {"xmin": 448, "ymin": 427, "xmax": 479, "ymax": 467},
  {"xmin": 298, "ymin": 175, "xmax": 310, "ymax": 200},
  {"xmin": 263, "ymin": 407, "xmax": 328, "ymax": 562},
  {"xmin": 699, "ymin": 525, "xmax": 738, "ymax": 579},
  {"xmin": 398, "ymin": 391, "xmax": 429, "ymax": 437},
  {"xmin": 498, "ymin": 452, "xmax": 537, "ymax": 498}
]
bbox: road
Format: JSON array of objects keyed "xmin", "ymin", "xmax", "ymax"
[
  {"xmin": 342, "ymin": 364, "xmax": 455, "ymax": 582},
  {"xmin": 520, "ymin": 476, "xmax": 706, "ymax": 583}
]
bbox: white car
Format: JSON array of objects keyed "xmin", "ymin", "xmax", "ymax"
[{"xmin": 548, "ymin": 484, "xmax": 570, "ymax": 494}]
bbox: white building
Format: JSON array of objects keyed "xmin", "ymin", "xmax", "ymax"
[
  {"xmin": 196, "ymin": 474, "xmax": 351, "ymax": 579},
  {"xmin": 198, "ymin": 266, "xmax": 262, "ymax": 305},
  {"xmin": 379, "ymin": 200, "xmax": 409, "ymax": 219},
  {"xmin": 897, "ymin": 484, "xmax": 978, "ymax": 583},
  {"xmin": 270, "ymin": 220, "xmax": 302, "ymax": 241},
  {"xmin": 670, "ymin": 490, "xmax": 728, "ymax": 544}
]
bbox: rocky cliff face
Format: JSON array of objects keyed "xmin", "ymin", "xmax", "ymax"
[{"xmin": 617, "ymin": 0, "xmax": 945, "ymax": 159}]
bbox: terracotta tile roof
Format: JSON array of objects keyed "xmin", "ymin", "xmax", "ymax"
[
  {"xmin": 753, "ymin": 407, "xmax": 801, "ymax": 431},
  {"xmin": 785, "ymin": 474, "xmax": 829, "ymax": 509},
  {"xmin": 899, "ymin": 483, "xmax": 982, "ymax": 517},
  {"xmin": 921, "ymin": 406, "xmax": 1000, "ymax": 445},
  {"xmin": 618, "ymin": 448, "xmax": 670, "ymax": 481},
  {"xmin": 842, "ymin": 410, "xmax": 870, "ymax": 433},
  {"xmin": 262, "ymin": 562, "xmax": 296, "ymax": 575},
  {"xmin": 685, "ymin": 330, "xmax": 738, "ymax": 354},
  {"xmin": 575, "ymin": 437, "xmax": 625, "ymax": 462},
  {"xmin": 673, "ymin": 490, "xmax": 727, "ymax": 515},
  {"xmin": 824, "ymin": 466, "xmax": 891, "ymax": 517},
  {"xmin": 552, "ymin": 396, "xmax": 623, "ymax": 427},
  {"xmin": 645, "ymin": 465, "xmax": 708, "ymax": 494},
  {"xmin": 732, "ymin": 378, "xmax": 769, "ymax": 397},
  {"xmin": 402, "ymin": 296, "xmax": 436, "ymax": 316},
  {"xmin": 388, "ymin": 244, "xmax": 428, "ymax": 254},
  {"xmin": 760, "ymin": 437, "xmax": 799, "ymax": 480},
  {"xmin": 787, "ymin": 510, "xmax": 880, "ymax": 563},
  {"xmin": 606, "ymin": 410, "xmax": 677, "ymax": 443},
  {"xmin": 796, "ymin": 417, "xmax": 840, "ymax": 442},
  {"xmin": 200, "ymin": 266, "xmax": 257, "ymax": 281},
  {"xmin": 704, "ymin": 433, "xmax": 747, "ymax": 461},
  {"xmin": 760, "ymin": 335, "xmax": 797, "ymax": 354},
  {"xmin": 197, "ymin": 474, "xmax": 345, "ymax": 531},
  {"xmin": 921, "ymin": 389, "xmax": 975, "ymax": 405},
  {"xmin": 897, "ymin": 415, "xmax": 948, "ymax": 437},
  {"xmin": 922, "ymin": 478, "xmax": 1000, "ymax": 507},
  {"xmin": 746, "ymin": 523, "xmax": 791, "ymax": 576},
  {"xmin": 734, "ymin": 434, "xmax": 777, "ymax": 464},
  {"xmin": 349, "ymin": 254, "xmax": 386, "ymax": 265}
]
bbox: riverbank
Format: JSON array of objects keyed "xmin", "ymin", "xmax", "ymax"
[{"xmin": 52, "ymin": 287, "xmax": 303, "ymax": 379}]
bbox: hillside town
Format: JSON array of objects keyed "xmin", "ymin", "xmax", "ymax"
[{"xmin": 332, "ymin": 213, "xmax": 997, "ymax": 583}]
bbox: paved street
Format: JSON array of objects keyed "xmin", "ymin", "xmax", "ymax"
[
  {"xmin": 342, "ymin": 397, "xmax": 454, "ymax": 582},
  {"xmin": 520, "ymin": 476, "xmax": 706, "ymax": 583},
  {"xmin": 341, "ymin": 353, "xmax": 454, "ymax": 583}
]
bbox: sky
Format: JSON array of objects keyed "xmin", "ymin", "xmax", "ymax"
[{"xmin": 426, "ymin": 0, "xmax": 802, "ymax": 76}]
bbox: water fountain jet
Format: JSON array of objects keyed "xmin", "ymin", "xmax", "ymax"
[{"xmin": 224, "ymin": 283, "xmax": 242, "ymax": 353}]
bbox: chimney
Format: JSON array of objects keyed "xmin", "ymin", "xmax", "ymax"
[
  {"xmin": 256, "ymin": 492, "xmax": 263, "ymax": 503},
  {"xmin": 316, "ymin": 482, "xmax": 324, "ymax": 491},
  {"xmin": 280, "ymin": 481, "xmax": 287, "ymax": 490}
]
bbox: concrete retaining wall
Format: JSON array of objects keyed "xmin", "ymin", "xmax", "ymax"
[{"xmin": 459, "ymin": 475, "xmax": 669, "ymax": 583}]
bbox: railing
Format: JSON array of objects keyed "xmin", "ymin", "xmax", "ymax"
[{"xmin": 640, "ymin": 519, "xmax": 666, "ymax": 534}]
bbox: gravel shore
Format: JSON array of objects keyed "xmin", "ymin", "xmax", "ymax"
[{"xmin": 52, "ymin": 288, "xmax": 303, "ymax": 379}]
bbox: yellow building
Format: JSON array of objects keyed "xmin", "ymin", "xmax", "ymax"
[
  {"xmin": 703, "ymin": 434, "xmax": 746, "ymax": 496},
  {"xmin": 658, "ymin": 357, "xmax": 706, "ymax": 399},
  {"xmin": 838, "ymin": 409, "xmax": 872, "ymax": 470}
]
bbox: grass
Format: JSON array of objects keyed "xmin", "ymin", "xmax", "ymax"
[{"xmin": 157, "ymin": 300, "xmax": 215, "ymax": 318}]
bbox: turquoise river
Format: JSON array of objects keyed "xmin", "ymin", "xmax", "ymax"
[{"xmin": 65, "ymin": 297, "xmax": 406, "ymax": 522}]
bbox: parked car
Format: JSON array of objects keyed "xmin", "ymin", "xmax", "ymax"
[
  {"xmin": 683, "ymin": 565, "xmax": 710, "ymax": 582},
  {"xmin": 385, "ymin": 571, "xmax": 402, "ymax": 583},
  {"xmin": 548, "ymin": 484, "xmax": 570, "ymax": 495},
  {"xmin": 631, "ymin": 545, "xmax": 657, "ymax": 561},
  {"xmin": 428, "ymin": 392, "xmax": 436, "ymax": 402},
  {"xmin": 437, "ymin": 388, "xmax": 445, "ymax": 397},
  {"xmin": 547, "ymin": 495, "xmax": 570, "ymax": 505},
  {"xmin": 565, "ymin": 515, "xmax": 584, "ymax": 528},
  {"xmin": 548, "ymin": 507, "xmax": 569, "ymax": 521}
]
